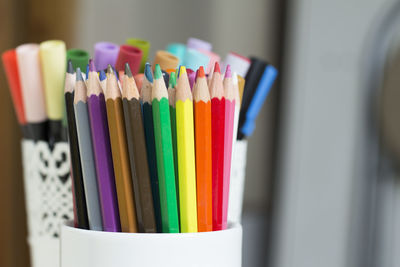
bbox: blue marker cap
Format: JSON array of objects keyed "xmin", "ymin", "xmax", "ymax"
[
  {"xmin": 183, "ymin": 48, "xmax": 209, "ymax": 71},
  {"xmin": 240, "ymin": 65, "xmax": 278, "ymax": 137},
  {"xmin": 166, "ymin": 43, "xmax": 186, "ymax": 65}
]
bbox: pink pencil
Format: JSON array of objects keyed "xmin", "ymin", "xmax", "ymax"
[{"xmin": 222, "ymin": 65, "xmax": 235, "ymax": 229}]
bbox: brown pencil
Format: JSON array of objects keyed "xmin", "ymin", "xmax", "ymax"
[
  {"xmin": 122, "ymin": 63, "xmax": 157, "ymax": 233},
  {"xmin": 105, "ymin": 65, "xmax": 138, "ymax": 232}
]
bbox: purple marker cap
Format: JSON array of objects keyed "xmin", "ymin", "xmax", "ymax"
[
  {"xmin": 187, "ymin": 37, "xmax": 212, "ymax": 52},
  {"xmin": 94, "ymin": 42, "xmax": 120, "ymax": 71}
]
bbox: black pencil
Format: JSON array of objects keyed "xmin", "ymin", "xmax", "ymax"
[{"xmin": 64, "ymin": 60, "xmax": 89, "ymax": 229}]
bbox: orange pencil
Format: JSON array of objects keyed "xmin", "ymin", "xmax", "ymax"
[{"xmin": 193, "ymin": 66, "xmax": 213, "ymax": 232}]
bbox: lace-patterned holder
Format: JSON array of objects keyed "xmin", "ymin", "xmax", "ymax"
[{"xmin": 22, "ymin": 140, "xmax": 74, "ymax": 267}]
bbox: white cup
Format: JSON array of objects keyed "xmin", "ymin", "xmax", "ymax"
[{"xmin": 60, "ymin": 221, "xmax": 243, "ymax": 267}]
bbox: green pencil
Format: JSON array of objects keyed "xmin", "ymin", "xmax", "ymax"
[
  {"xmin": 141, "ymin": 63, "xmax": 162, "ymax": 232},
  {"xmin": 167, "ymin": 72, "xmax": 179, "ymax": 205},
  {"xmin": 151, "ymin": 64, "xmax": 180, "ymax": 233}
]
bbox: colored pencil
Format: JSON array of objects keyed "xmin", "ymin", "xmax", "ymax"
[
  {"xmin": 151, "ymin": 64, "xmax": 180, "ymax": 233},
  {"xmin": 74, "ymin": 68, "xmax": 103, "ymax": 231},
  {"xmin": 209, "ymin": 62, "xmax": 225, "ymax": 231},
  {"xmin": 64, "ymin": 60, "xmax": 89, "ymax": 229},
  {"xmin": 16, "ymin": 44, "xmax": 48, "ymax": 141},
  {"xmin": 122, "ymin": 63, "xmax": 157, "ymax": 233},
  {"xmin": 237, "ymin": 75, "xmax": 245, "ymax": 106},
  {"xmin": 222, "ymin": 65, "xmax": 235, "ymax": 230},
  {"xmin": 141, "ymin": 63, "xmax": 162, "ymax": 232},
  {"xmin": 39, "ymin": 40, "xmax": 66, "ymax": 144},
  {"xmin": 87, "ymin": 61, "xmax": 120, "ymax": 232},
  {"xmin": 231, "ymin": 72, "xmax": 241, "ymax": 168},
  {"xmin": 105, "ymin": 65, "xmax": 138, "ymax": 233},
  {"xmin": 175, "ymin": 65, "xmax": 198, "ymax": 233},
  {"xmin": 193, "ymin": 66, "xmax": 213, "ymax": 232},
  {"xmin": 167, "ymin": 72, "xmax": 179, "ymax": 206}
]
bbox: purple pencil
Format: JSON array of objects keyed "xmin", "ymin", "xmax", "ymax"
[{"xmin": 87, "ymin": 59, "xmax": 121, "ymax": 232}]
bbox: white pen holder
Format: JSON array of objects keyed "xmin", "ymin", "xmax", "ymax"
[
  {"xmin": 228, "ymin": 140, "xmax": 248, "ymax": 224},
  {"xmin": 60, "ymin": 221, "xmax": 242, "ymax": 267},
  {"xmin": 22, "ymin": 140, "xmax": 74, "ymax": 267}
]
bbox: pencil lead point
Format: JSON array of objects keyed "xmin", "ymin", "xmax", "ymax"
[
  {"xmin": 86, "ymin": 64, "xmax": 89, "ymax": 78},
  {"xmin": 89, "ymin": 59, "xmax": 96, "ymax": 72},
  {"xmin": 67, "ymin": 60, "xmax": 74, "ymax": 74},
  {"xmin": 169, "ymin": 72, "xmax": 176, "ymax": 88},
  {"xmin": 144, "ymin": 63, "xmax": 153, "ymax": 82},
  {"xmin": 214, "ymin": 62, "xmax": 221, "ymax": 74},
  {"xmin": 224, "ymin": 64, "xmax": 232, "ymax": 78},
  {"xmin": 154, "ymin": 64, "xmax": 162, "ymax": 79},
  {"xmin": 76, "ymin": 68, "xmax": 84, "ymax": 81},
  {"xmin": 99, "ymin": 70, "xmax": 106, "ymax": 81},
  {"xmin": 107, "ymin": 64, "xmax": 114, "ymax": 75},
  {"xmin": 198, "ymin": 66, "xmax": 205, "ymax": 78},
  {"xmin": 125, "ymin": 63, "xmax": 133, "ymax": 78},
  {"xmin": 179, "ymin": 65, "xmax": 187, "ymax": 75},
  {"xmin": 233, "ymin": 72, "xmax": 238, "ymax": 84}
]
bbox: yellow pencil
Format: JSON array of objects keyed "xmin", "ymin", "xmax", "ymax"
[{"xmin": 175, "ymin": 66, "xmax": 198, "ymax": 233}]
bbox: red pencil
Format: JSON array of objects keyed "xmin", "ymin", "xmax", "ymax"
[{"xmin": 210, "ymin": 62, "xmax": 225, "ymax": 231}]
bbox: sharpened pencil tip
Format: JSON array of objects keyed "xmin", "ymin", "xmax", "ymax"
[
  {"xmin": 107, "ymin": 64, "xmax": 114, "ymax": 75},
  {"xmin": 224, "ymin": 64, "xmax": 232, "ymax": 78},
  {"xmin": 89, "ymin": 59, "xmax": 96, "ymax": 72},
  {"xmin": 86, "ymin": 64, "xmax": 89, "ymax": 78},
  {"xmin": 144, "ymin": 63, "xmax": 153, "ymax": 82},
  {"xmin": 67, "ymin": 60, "xmax": 74, "ymax": 74},
  {"xmin": 179, "ymin": 65, "xmax": 186, "ymax": 75},
  {"xmin": 169, "ymin": 72, "xmax": 176, "ymax": 88},
  {"xmin": 198, "ymin": 66, "xmax": 205, "ymax": 78},
  {"xmin": 125, "ymin": 63, "xmax": 133, "ymax": 78},
  {"xmin": 76, "ymin": 68, "xmax": 84, "ymax": 81},
  {"xmin": 99, "ymin": 70, "xmax": 106, "ymax": 81},
  {"xmin": 214, "ymin": 62, "xmax": 221, "ymax": 74},
  {"xmin": 233, "ymin": 72, "xmax": 238, "ymax": 84},
  {"xmin": 154, "ymin": 64, "xmax": 162, "ymax": 80}
]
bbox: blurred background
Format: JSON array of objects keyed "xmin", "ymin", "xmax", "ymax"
[{"xmin": 1, "ymin": 0, "xmax": 400, "ymax": 266}]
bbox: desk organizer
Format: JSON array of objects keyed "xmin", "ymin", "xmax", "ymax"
[
  {"xmin": 21, "ymin": 139, "xmax": 247, "ymax": 267},
  {"xmin": 22, "ymin": 140, "xmax": 74, "ymax": 267},
  {"xmin": 61, "ymin": 221, "xmax": 242, "ymax": 267}
]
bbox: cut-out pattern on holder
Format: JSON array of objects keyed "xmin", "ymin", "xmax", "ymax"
[{"xmin": 22, "ymin": 140, "xmax": 73, "ymax": 240}]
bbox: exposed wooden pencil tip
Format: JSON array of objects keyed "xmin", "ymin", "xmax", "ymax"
[
  {"xmin": 169, "ymin": 72, "xmax": 176, "ymax": 88},
  {"xmin": 67, "ymin": 60, "xmax": 74, "ymax": 74},
  {"xmin": 89, "ymin": 59, "xmax": 96, "ymax": 72},
  {"xmin": 76, "ymin": 68, "xmax": 84, "ymax": 81},
  {"xmin": 197, "ymin": 66, "xmax": 205, "ymax": 78},
  {"xmin": 125, "ymin": 63, "xmax": 133, "ymax": 78},
  {"xmin": 224, "ymin": 64, "xmax": 231, "ymax": 78},
  {"xmin": 99, "ymin": 70, "xmax": 106, "ymax": 81},
  {"xmin": 214, "ymin": 62, "xmax": 221, "ymax": 74},
  {"xmin": 233, "ymin": 72, "xmax": 238, "ymax": 84},
  {"xmin": 144, "ymin": 63, "xmax": 153, "ymax": 82},
  {"xmin": 179, "ymin": 65, "xmax": 187, "ymax": 75},
  {"xmin": 107, "ymin": 64, "xmax": 114, "ymax": 75}
]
